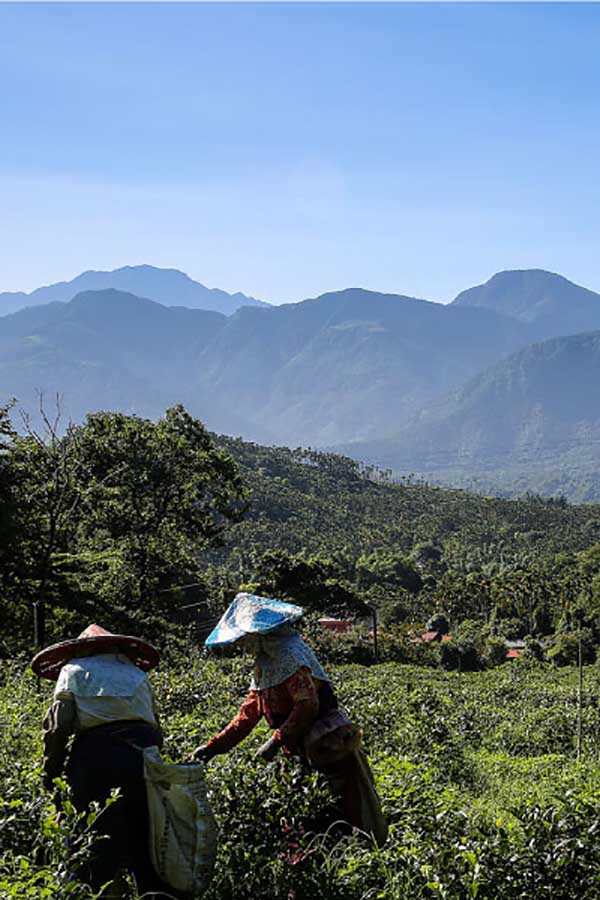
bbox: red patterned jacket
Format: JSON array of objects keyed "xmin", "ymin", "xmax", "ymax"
[{"xmin": 207, "ymin": 666, "xmax": 336, "ymax": 754}]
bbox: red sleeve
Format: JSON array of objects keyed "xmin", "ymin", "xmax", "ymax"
[
  {"xmin": 207, "ymin": 691, "xmax": 262, "ymax": 754},
  {"xmin": 276, "ymin": 668, "xmax": 319, "ymax": 751}
]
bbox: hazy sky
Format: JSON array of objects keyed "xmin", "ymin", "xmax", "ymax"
[{"xmin": 1, "ymin": 2, "xmax": 600, "ymax": 303}]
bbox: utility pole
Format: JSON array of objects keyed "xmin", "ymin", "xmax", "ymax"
[
  {"xmin": 577, "ymin": 607, "xmax": 583, "ymax": 762},
  {"xmin": 371, "ymin": 606, "xmax": 379, "ymax": 662},
  {"xmin": 33, "ymin": 600, "xmax": 45, "ymax": 651}
]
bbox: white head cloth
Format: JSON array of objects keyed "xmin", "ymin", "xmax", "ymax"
[{"xmin": 250, "ymin": 626, "xmax": 330, "ymax": 690}]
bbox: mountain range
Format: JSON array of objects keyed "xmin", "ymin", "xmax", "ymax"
[
  {"xmin": 1, "ymin": 265, "xmax": 599, "ymax": 499},
  {"xmin": 0, "ymin": 265, "xmax": 267, "ymax": 316}
]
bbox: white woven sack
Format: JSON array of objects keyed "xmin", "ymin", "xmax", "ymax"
[{"xmin": 143, "ymin": 746, "xmax": 217, "ymax": 899}]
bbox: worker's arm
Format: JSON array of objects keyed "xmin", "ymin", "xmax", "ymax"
[
  {"xmin": 196, "ymin": 691, "xmax": 262, "ymax": 758},
  {"xmin": 42, "ymin": 696, "xmax": 77, "ymax": 789},
  {"xmin": 150, "ymin": 688, "xmax": 164, "ymax": 744}
]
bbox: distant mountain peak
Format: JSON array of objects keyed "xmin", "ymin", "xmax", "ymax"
[
  {"xmin": 452, "ymin": 268, "xmax": 600, "ymax": 333},
  {"xmin": 91, "ymin": 264, "xmax": 199, "ymax": 283},
  {"xmin": 484, "ymin": 268, "xmax": 578, "ymax": 287},
  {"xmin": 0, "ymin": 265, "xmax": 268, "ymax": 316}
]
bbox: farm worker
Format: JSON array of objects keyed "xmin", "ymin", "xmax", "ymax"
[
  {"xmin": 193, "ymin": 592, "xmax": 388, "ymax": 846},
  {"xmin": 31, "ymin": 623, "xmax": 171, "ymax": 899}
]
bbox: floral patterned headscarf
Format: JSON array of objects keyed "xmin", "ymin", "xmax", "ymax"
[{"xmin": 248, "ymin": 625, "xmax": 330, "ymax": 690}]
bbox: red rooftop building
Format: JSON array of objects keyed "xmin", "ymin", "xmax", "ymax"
[{"xmin": 318, "ymin": 617, "xmax": 353, "ymax": 634}]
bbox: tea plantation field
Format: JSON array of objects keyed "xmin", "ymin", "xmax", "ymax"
[{"xmin": 3, "ymin": 658, "xmax": 600, "ymax": 899}]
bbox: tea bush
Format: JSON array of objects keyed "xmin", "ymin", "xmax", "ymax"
[{"xmin": 3, "ymin": 658, "xmax": 600, "ymax": 899}]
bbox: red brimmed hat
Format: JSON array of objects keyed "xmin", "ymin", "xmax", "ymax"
[{"xmin": 31, "ymin": 623, "xmax": 160, "ymax": 680}]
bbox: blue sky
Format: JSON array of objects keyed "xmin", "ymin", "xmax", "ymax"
[{"xmin": 1, "ymin": 2, "xmax": 599, "ymax": 303}]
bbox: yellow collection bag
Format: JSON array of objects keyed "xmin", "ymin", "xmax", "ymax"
[{"xmin": 143, "ymin": 746, "xmax": 217, "ymax": 900}]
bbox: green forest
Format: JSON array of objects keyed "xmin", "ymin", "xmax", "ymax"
[
  {"xmin": 210, "ymin": 433, "xmax": 600, "ymax": 666},
  {"xmin": 3, "ymin": 403, "xmax": 600, "ymax": 665},
  {"xmin": 3, "ymin": 404, "xmax": 600, "ymax": 898}
]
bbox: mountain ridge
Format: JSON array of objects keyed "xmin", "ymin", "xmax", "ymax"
[
  {"xmin": 452, "ymin": 268, "xmax": 600, "ymax": 338},
  {"xmin": 335, "ymin": 330, "xmax": 600, "ymax": 500},
  {"xmin": 0, "ymin": 284, "xmax": 528, "ymax": 445},
  {"xmin": 2, "ymin": 268, "xmax": 600, "ymax": 499},
  {"xmin": 0, "ymin": 264, "xmax": 268, "ymax": 317}
]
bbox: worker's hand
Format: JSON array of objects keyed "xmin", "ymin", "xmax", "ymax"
[
  {"xmin": 191, "ymin": 744, "xmax": 215, "ymax": 764},
  {"xmin": 255, "ymin": 735, "xmax": 281, "ymax": 763}
]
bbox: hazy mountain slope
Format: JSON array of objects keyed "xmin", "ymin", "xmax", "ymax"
[
  {"xmin": 193, "ymin": 288, "xmax": 530, "ymax": 445},
  {"xmin": 0, "ymin": 292, "xmax": 30, "ymax": 317},
  {"xmin": 0, "ymin": 302, "xmax": 67, "ymax": 347},
  {"xmin": 0, "ymin": 284, "xmax": 531, "ymax": 445},
  {"xmin": 0, "ymin": 289, "xmax": 230, "ymax": 426},
  {"xmin": 3, "ymin": 276, "xmax": 599, "ymax": 462},
  {"xmin": 0, "ymin": 265, "xmax": 267, "ymax": 316},
  {"xmin": 453, "ymin": 269, "xmax": 600, "ymax": 338},
  {"xmin": 337, "ymin": 331, "xmax": 600, "ymax": 499}
]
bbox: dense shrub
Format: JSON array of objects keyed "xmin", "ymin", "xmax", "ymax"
[
  {"xmin": 483, "ymin": 635, "xmax": 508, "ymax": 668},
  {"xmin": 547, "ymin": 629, "xmax": 596, "ymax": 666},
  {"xmin": 4, "ymin": 658, "xmax": 600, "ymax": 899}
]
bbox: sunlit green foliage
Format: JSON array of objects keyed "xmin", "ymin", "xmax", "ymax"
[
  {"xmin": 4, "ymin": 657, "xmax": 600, "ymax": 899},
  {"xmin": 0, "ymin": 406, "xmax": 246, "ymax": 650}
]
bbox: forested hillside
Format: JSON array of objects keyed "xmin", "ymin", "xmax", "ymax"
[
  {"xmin": 4, "ymin": 404, "xmax": 600, "ymax": 668},
  {"xmin": 207, "ymin": 436, "xmax": 600, "ymax": 661},
  {"xmin": 215, "ymin": 434, "xmax": 600, "ymax": 564}
]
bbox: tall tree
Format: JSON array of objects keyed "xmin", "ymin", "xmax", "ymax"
[{"xmin": 1, "ymin": 405, "xmax": 247, "ymax": 648}]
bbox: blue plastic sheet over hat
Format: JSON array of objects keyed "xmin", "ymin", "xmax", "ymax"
[{"xmin": 205, "ymin": 592, "xmax": 304, "ymax": 646}]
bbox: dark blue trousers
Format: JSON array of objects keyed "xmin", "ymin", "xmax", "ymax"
[{"xmin": 66, "ymin": 721, "xmax": 171, "ymax": 899}]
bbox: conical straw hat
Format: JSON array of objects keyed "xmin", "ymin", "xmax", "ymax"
[
  {"xmin": 205, "ymin": 593, "xmax": 304, "ymax": 646},
  {"xmin": 31, "ymin": 623, "xmax": 160, "ymax": 680}
]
